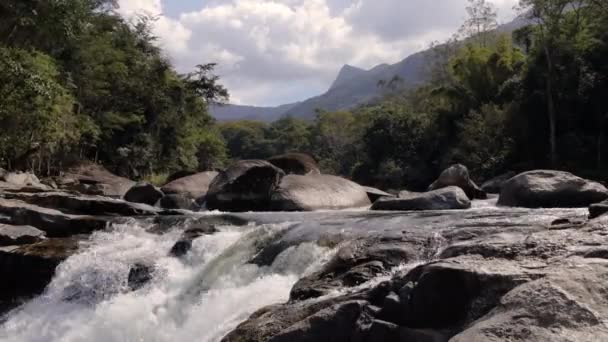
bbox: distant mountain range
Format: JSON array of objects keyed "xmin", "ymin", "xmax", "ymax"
[{"xmin": 210, "ymin": 17, "xmax": 529, "ymax": 122}]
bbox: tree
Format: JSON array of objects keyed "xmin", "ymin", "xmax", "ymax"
[{"xmin": 457, "ymin": 0, "xmax": 498, "ymax": 46}]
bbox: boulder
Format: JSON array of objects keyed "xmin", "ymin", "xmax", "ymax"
[
  {"xmin": 127, "ymin": 263, "xmax": 154, "ymax": 291},
  {"xmin": 428, "ymin": 164, "xmax": 487, "ymax": 200},
  {"xmin": 481, "ymin": 171, "xmax": 516, "ymax": 194},
  {"xmin": 267, "ymin": 153, "xmax": 321, "ymax": 175},
  {"xmin": 0, "ymin": 198, "xmax": 107, "ymax": 237},
  {"xmin": 362, "ymin": 186, "xmax": 395, "ymax": 203},
  {"xmin": 206, "ymin": 160, "xmax": 285, "ymax": 212},
  {"xmin": 160, "ymin": 194, "xmax": 195, "ymax": 210},
  {"xmin": 497, "ymin": 170, "xmax": 608, "ymax": 208},
  {"xmin": 589, "ymin": 200, "xmax": 608, "ymax": 219},
  {"xmin": 3, "ymin": 191, "xmax": 161, "ymax": 216},
  {"xmin": 2, "ymin": 171, "xmax": 41, "ymax": 187},
  {"xmin": 270, "ymin": 174, "xmax": 371, "ymax": 211},
  {"xmin": 61, "ymin": 162, "xmax": 135, "ymax": 198},
  {"xmin": 166, "ymin": 170, "xmax": 196, "ymax": 183},
  {"xmin": 161, "ymin": 171, "xmax": 219, "ymax": 200},
  {"xmin": 124, "ymin": 182, "xmax": 164, "ymax": 205},
  {"xmin": 169, "ymin": 226, "xmax": 217, "ymax": 257},
  {"xmin": 0, "ymin": 237, "xmax": 82, "ymax": 314},
  {"xmin": 371, "ymin": 186, "xmax": 471, "ymax": 211},
  {"xmin": 0, "ymin": 224, "xmax": 45, "ymax": 246}
]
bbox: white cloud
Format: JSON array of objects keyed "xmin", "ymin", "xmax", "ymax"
[{"xmin": 118, "ymin": 0, "xmax": 519, "ymax": 106}]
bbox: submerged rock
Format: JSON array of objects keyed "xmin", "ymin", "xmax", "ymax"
[
  {"xmin": 160, "ymin": 194, "xmax": 195, "ymax": 210},
  {"xmin": 127, "ymin": 263, "xmax": 154, "ymax": 291},
  {"xmin": 371, "ymin": 186, "xmax": 471, "ymax": 211},
  {"xmin": 270, "ymin": 174, "xmax": 371, "ymax": 211},
  {"xmin": 428, "ymin": 164, "xmax": 487, "ymax": 200},
  {"xmin": 498, "ymin": 170, "xmax": 608, "ymax": 208},
  {"xmin": 161, "ymin": 171, "xmax": 219, "ymax": 200},
  {"xmin": 124, "ymin": 182, "xmax": 164, "ymax": 206},
  {"xmin": 206, "ymin": 160, "xmax": 285, "ymax": 212},
  {"xmin": 267, "ymin": 153, "xmax": 321, "ymax": 175}
]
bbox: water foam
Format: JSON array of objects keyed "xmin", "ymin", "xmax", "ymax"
[{"xmin": 0, "ymin": 220, "xmax": 334, "ymax": 342}]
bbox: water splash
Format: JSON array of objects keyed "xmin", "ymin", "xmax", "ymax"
[{"xmin": 0, "ymin": 220, "xmax": 334, "ymax": 342}]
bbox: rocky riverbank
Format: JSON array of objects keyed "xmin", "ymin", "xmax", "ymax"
[{"xmin": 2, "ymin": 157, "xmax": 608, "ymax": 341}]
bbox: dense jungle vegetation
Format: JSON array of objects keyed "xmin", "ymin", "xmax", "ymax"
[{"xmin": 1, "ymin": 0, "xmax": 608, "ymax": 189}]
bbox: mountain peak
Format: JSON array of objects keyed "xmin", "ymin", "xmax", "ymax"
[{"xmin": 329, "ymin": 64, "xmax": 366, "ymax": 90}]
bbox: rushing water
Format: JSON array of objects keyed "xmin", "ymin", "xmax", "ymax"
[
  {"xmin": 0, "ymin": 220, "xmax": 334, "ymax": 342},
  {"xmin": 0, "ymin": 200, "xmax": 588, "ymax": 342}
]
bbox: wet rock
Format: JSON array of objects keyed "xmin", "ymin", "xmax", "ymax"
[
  {"xmin": 428, "ymin": 164, "xmax": 487, "ymax": 200},
  {"xmin": 267, "ymin": 153, "xmax": 321, "ymax": 175},
  {"xmin": 3, "ymin": 191, "xmax": 161, "ymax": 216},
  {"xmin": 124, "ymin": 182, "xmax": 164, "ymax": 205},
  {"xmin": 160, "ymin": 194, "xmax": 195, "ymax": 210},
  {"xmin": 0, "ymin": 198, "xmax": 108, "ymax": 237},
  {"xmin": 0, "ymin": 237, "xmax": 82, "ymax": 313},
  {"xmin": 498, "ymin": 170, "xmax": 608, "ymax": 208},
  {"xmin": 371, "ymin": 186, "xmax": 471, "ymax": 211},
  {"xmin": 60, "ymin": 162, "xmax": 135, "ymax": 198},
  {"xmin": 589, "ymin": 200, "xmax": 608, "ymax": 219},
  {"xmin": 161, "ymin": 171, "xmax": 219, "ymax": 200},
  {"xmin": 362, "ymin": 186, "xmax": 395, "ymax": 203},
  {"xmin": 165, "ymin": 170, "xmax": 196, "ymax": 183},
  {"xmin": 481, "ymin": 171, "xmax": 516, "ymax": 194},
  {"xmin": 169, "ymin": 226, "xmax": 217, "ymax": 257},
  {"xmin": 0, "ymin": 224, "xmax": 45, "ymax": 246},
  {"xmin": 270, "ymin": 174, "xmax": 371, "ymax": 211},
  {"xmin": 206, "ymin": 160, "xmax": 285, "ymax": 212},
  {"xmin": 127, "ymin": 263, "xmax": 154, "ymax": 291},
  {"xmin": 290, "ymin": 239, "xmax": 417, "ymax": 300},
  {"xmin": 147, "ymin": 214, "xmax": 247, "ymax": 235}
]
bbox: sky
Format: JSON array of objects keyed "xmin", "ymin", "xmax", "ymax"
[{"xmin": 117, "ymin": 0, "xmax": 520, "ymax": 106}]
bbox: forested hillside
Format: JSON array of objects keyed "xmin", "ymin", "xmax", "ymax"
[
  {"xmin": 218, "ymin": 0, "xmax": 608, "ymax": 189},
  {"xmin": 0, "ymin": 0, "xmax": 228, "ymax": 179},
  {"xmin": 2, "ymin": 0, "xmax": 607, "ymax": 191}
]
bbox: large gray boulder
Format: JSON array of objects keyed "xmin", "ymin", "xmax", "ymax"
[
  {"xmin": 267, "ymin": 153, "xmax": 321, "ymax": 175},
  {"xmin": 481, "ymin": 171, "xmax": 516, "ymax": 194},
  {"xmin": 498, "ymin": 170, "xmax": 608, "ymax": 208},
  {"xmin": 428, "ymin": 164, "xmax": 486, "ymax": 200},
  {"xmin": 60, "ymin": 162, "xmax": 135, "ymax": 198},
  {"xmin": 362, "ymin": 186, "xmax": 395, "ymax": 203},
  {"xmin": 372, "ymin": 186, "xmax": 471, "ymax": 211},
  {"xmin": 124, "ymin": 182, "xmax": 164, "ymax": 205},
  {"xmin": 206, "ymin": 160, "xmax": 285, "ymax": 212},
  {"xmin": 161, "ymin": 171, "xmax": 219, "ymax": 200},
  {"xmin": 270, "ymin": 174, "xmax": 371, "ymax": 211}
]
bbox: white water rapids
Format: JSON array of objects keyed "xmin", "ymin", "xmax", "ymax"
[{"xmin": 0, "ymin": 219, "xmax": 335, "ymax": 342}]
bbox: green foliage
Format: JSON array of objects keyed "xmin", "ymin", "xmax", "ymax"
[{"xmin": 0, "ymin": 1, "xmax": 227, "ymax": 178}]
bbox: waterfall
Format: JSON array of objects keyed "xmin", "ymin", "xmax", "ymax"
[{"xmin": 0, "ymin": 220, "xmax": 334, "ymax": 342}]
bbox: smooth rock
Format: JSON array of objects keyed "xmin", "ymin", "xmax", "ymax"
[
  {"xmin": 481, "ymin": 171, "xmax": 516, "ymax": 194},
  {"xmin": 3, "ymin": 191, "xmax": 161, "ymax": 216},
  {"xmin": 160, "ymin": 194, "xmax": 195, "ymax": 210},
  {"xmin": 428, "ymin": 164, "xmax": 487, "ymax": 200},
  {"xmin": 372, "ymin": 186, "xmax": 471, "ymax": 211},
  {"xmin": 0, "ymin": 224, "xmax": 45, "ymax": 246},
  {"xmin": 161, "ymin": 171, "xmax": 219, "ymax": 200},
  {"xmin": 270, "ymin": 174, "xmax": 371, "ymax": 211},
  {"xmin": 267, "ymin": 153, "xmax": 321, "ymax": 175},
  {"xmin": 124, "ymin": 182, "xmax": 164, "ymax": 205},
  {"xmin": 61, "ymin": 162, "xmax": 135, "ymax": 198},
  {"xmin": 362, "ymin": 186, "xmax": 395, "ymax": 203},
  {"xmin": 0, "ymin": 198, "xmax": 107, "ymax": 237},
  {"xmin": 206, "ymin": 160, "xmax": 285, "ymax": 212},
  {"xmin": 498, "ymin": 170, "xmax": 608, "ymax": 208}
]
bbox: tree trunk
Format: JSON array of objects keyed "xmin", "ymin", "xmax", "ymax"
[
  {"xmin": 544, "ymin": 45, "xmax": 558, "ymax": 167},
  {"xmin": 599, "ymin": 114, "xmax": 606, "ymax": 170}
]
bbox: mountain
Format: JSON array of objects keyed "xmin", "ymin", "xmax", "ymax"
[
  {"xmin": 209, "ymin": 17, "xmax": 530, "ymax": 121},
  {"xmin": 210, "ymin": 102, "xmax": 299, "ymax": 122}
]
